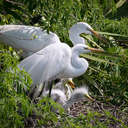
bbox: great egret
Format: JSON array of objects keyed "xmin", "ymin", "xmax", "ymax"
[
  {"xmin": 0, "ymin": 22, "xmax": 104, "ymax": 97},
  {"xmin": 0, "ymin": 22, "xmax": 103, "ymax": 57},
  {"xmin": 19, "ymin": 42, "xmax": 103, "ymax": 98}
]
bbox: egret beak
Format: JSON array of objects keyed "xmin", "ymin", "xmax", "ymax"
[
  {"xmin": 90, "ymin": 29, "xmax": 108, "ymax": 43},
  {"xmin": 67, "ymin": 79, "xmax": 75, "ymax": 89},
  {"xmin": 87, "ymin": 47, "xmax": 104, "ymax": 53},
  {"xmin": 85, "ymin": 94, "xmax": 94, "ymax": 101}
]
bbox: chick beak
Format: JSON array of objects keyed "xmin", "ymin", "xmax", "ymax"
[
  {"xmin": 67, "ymin": 79, "xmax": 75, "ymax": 89},
  {"xmin": 90, "ymin": 29, "xmax": 108, "ymax": 43},
  {"xmin": 87, "ymin": 47, "xmax": 104, "ymax": 53},
  {"xmin": 85, "ymin": 94, "xmax": 94, "ymax": 101}
]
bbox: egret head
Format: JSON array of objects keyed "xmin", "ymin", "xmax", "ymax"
[
  {"xmin": 63, "ymin": 86, "xmax": 94, "ymax": 109},
  {"xmin": 69, "ymin": 22, "xmax": 107, "ymax": 45},
  {"xmin": 70, "ymin": 86, "xmax": 94, "ymax": 101},
  {"xmin": 73, "ymin": 44, "xmax": 104, "ymax": 54}
]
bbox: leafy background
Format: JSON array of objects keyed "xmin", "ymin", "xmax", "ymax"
[{"xmin": 0, "ymin": 0, "xmax": 128, "ymax": 127}]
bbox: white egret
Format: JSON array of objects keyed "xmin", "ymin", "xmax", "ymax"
[
  {"xmin": 0, "ymin": 22, "xmax": 103, "ymax": 57},
  {"xmin": 43, "ymin": 89, "xmax": 67, "ymax": 105},
  {"xmin": 19, "ymin": 42, "xmax": 103, "ymax": 98},
  {"xmin": 63, "ymin": 86, "xmax": 93, "ymax": 110}
]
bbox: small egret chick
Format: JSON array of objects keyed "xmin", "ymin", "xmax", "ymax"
[
  {"xmin": 42, "ymin": 86, "xmax": 93, "ymax": 111},
  {"xmin": 43, "ymin": 89, "xmax": 67, "ymax": 106},
  {"xmin": 63, "ymin": 86, "xmax": 93, "ymax": 109}
]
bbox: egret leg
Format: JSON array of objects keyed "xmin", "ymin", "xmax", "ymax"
[{"xmin": 48, "ymin": 81, "xmax": 54, "ymax": 97}]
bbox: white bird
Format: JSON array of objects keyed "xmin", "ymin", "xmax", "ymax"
[
  {"xmin": 43, "ymin": 89, "xmax": 67, "ymax": 106},
  {"xmin": 63, "ymin": 86, "xmax": 93, "ymax": 109},
  {"xmin": 0, "ymin": 22, "xmax": 103, "ymax": 57},
  {"xmin": 19, "ymin": 42, "xmax": 103, "ymax": 98}
]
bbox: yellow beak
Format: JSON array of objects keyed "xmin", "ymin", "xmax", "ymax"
[
  {"xmin": 67, "ymin": 79, "xmax": 75, "ymax": 89},
  {"xmin": 85, "ymin": 94, "xmax": 94, "ymax": 101},
  {"xmin": 90, "ymin": 29, "xmax": 108, "ymax": 43},
  {"xmin": 87, "ymin": 47, "xmax": 104, "ymax": 53}
]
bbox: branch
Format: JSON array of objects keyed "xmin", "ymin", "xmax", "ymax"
[{"xmin": 5, "ymin": 0, "xmax": 23, "ymax": 6}]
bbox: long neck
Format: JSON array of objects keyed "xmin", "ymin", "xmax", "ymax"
[
  {"xmin": 64, "ymin": 49, "xmax": 89, "ymax": 78},
  {"xmin": 69, "ymin": 28, "xmax": 85, "ymax": 45},
  {"xmin": 69, "ymin": 22, "xmax": 92, "ymax": 45}
]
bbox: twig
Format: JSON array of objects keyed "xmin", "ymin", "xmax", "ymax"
[{"xmin": 5, "ymin": 0, "xmax": 23, "ymax": 6}]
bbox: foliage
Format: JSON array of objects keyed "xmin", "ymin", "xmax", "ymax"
[{"xmin": 0, "ymin": 0, "xmax": 128, "ymax": 127}]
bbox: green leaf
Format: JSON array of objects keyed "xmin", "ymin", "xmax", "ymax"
[
  {"xmin": 97, "ymin": 31, "xmax": 128, "ymax": 38},
  {"xmin": 81, "ymin": 54, "xmax": 118, "ymax": 65}
]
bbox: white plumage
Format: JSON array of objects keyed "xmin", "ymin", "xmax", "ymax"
[
  {"xmin": 43, "ymin": 89, "xmax": 67, "ymax": 105},
  {"xmin": 63, "ymin": 86, "xmax": 93, "ymax": 109},
  {"xmin": 0, "ymin": 25, "xmax": 60, "ymax": 57},
  {"xmin": 19, "ymin": 43, "xmax": 92, "ymax": 97},
  {"xmin": 53, "ymin": 78, "xmax": 73, "ymax": 100},
  {"xmin": 0, "ymin": 22, "xmax": 102, "ymax": 57},
  {"xmin": 69, "ymin": 22, "xmax": 93, "ymax": 45},
  {"xmin": 0, "ymin": 22, "xmax": 103, "ymax": 98},
  {"xmin": 42, "ymin": 86, "xmax": 93, "ymax": 110}
]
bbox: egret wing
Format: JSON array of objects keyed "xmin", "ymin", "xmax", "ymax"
[
  {"xmin": 19, "ymin": 43, "xmax": 69, "ymax": 86},
  {"xmin": 0, "ymin": 25, "xmax": 60, "ymax": 53}
]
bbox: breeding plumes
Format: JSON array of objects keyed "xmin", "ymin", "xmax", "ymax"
[
  {"xmin": 0, "ymin": 22, "xmax": 104, "ymax": 98},
  {"xmin": 19, "ymin": 43, "xmax": 103, "ymax": 98},
  {"xmin": 0, "ymin": 25, "xmax": 60, "ymax": 57}
]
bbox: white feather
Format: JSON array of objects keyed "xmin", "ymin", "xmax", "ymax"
[
  {"xmin": 19, "ymin": 43, "xmax": 90, "ymax": 98},
  {"xmin": 0, "ymin": 25, "xmax": 60, "ymax": 56}
]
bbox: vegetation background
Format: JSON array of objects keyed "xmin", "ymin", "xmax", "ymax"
[{"xmin": 0, "ymin": 0, "xmax": 128, "ymax": 127}]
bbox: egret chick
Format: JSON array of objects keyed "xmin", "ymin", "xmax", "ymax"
[{"xmin": 63, "ymin": 86, "xmax": 93, "ymax": 109}]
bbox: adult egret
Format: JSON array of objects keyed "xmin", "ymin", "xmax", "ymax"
[
  {"xmin": 19, "ymin": 42, "xmax": 103, "ymax": 98},
  {"xmin": 0, "ymin": 22, "xmax": 103, "ymax": 57}
]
